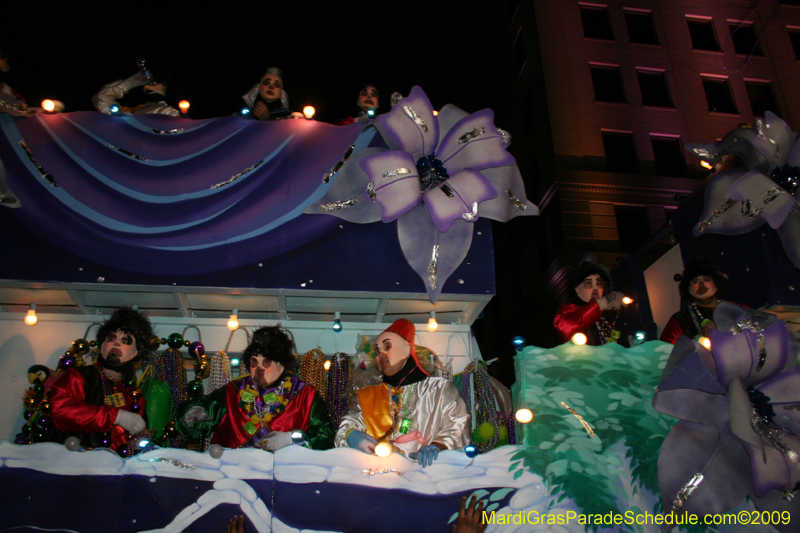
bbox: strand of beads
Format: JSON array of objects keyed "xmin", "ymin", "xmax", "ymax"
[
  {"xmin": 208, "ymin": 351, "xmax": 233, "ymax": 393},
  {"xmin": 326, "ymin": 353, "xmax": 351, "ymax": 430},
  {"xmin": 152, "ymin": 342, "xmax": 188, "ymax": 448},
  {"xmin": 460, "ymin": 360, "xmax": 504, "ymax": 453}
]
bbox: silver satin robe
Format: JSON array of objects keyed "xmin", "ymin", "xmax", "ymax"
[{"xmin": 335, "ymin": 377, "xmax": 471, "ymax": 456}]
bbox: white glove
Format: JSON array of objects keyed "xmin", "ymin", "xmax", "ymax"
[
  {"xmin": 115, "ymin": 410, "xmax": 146, "ymax": 434},
  {"xmin": 265, "ymin": 431, "xmax": 294, "ymax": 452},
  {"xmin": 183, "ymin": 406, "xmax": 212, "ymax": 427}
]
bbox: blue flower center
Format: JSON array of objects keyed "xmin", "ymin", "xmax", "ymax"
[
  {"xmin": 416, "ymin": 154, "xmax": 449, "ymax": 192},
  {"xmin": 770, "ymin": 164, "xmax": 800, "ymax": 195},
  {"xmin": 748, "ymin": 386, "xmax": 775, "ymax": 424}
]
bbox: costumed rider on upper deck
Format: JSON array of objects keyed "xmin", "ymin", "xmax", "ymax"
[
  {"xmin": 336, "ymin": 319, "xmax": 471, "ymax": 467},
  {"xmin": 554, "ymin": 260, "xmax": 626, "ymax": 345}
]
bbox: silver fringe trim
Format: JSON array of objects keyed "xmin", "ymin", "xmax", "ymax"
[
  {"xmin": 0, "ymin": 190, "xmax": 17, "ymax": 204},
  {"xmin": 209, "ymin": 160, "xmax": 264, "ymax": 189},
  {"xmin": 403, "ymin": 106, "xmax": 428, "ymax": 133},
  {"xmin": 506, "ymin": 189, "xmax": 527, "ymax": 211},
  {"xmin": 320, "ymin": 198, "xmax": 358, "ymax": 211},
  {"xmin": 462, "ymin": 201, "xmax": 479, "ymax": 222},
  {"xmin": 457, "ymin": 127, "xmax": 486, "ymax": 144},
  {"xmin": 362, "ymin": 468, "xmax": 402, "ymax": 477},
  {"xmin": 151, "ymin": 128, "xmax": 185, "ymax": 135},
  {"xmin": 109, "ymin": 144, "xmax": 149, "ymax": 161},
  {"xmin": 390, "ymin": 92, "xmax": 403, "ymax": 106},
  {"xmin": 697, "ymin": 198, "xmax": 737, "ymax": 233},
  {"xmin": 322, "ymin": 144, "xmax": 355, "ymax": 184},
  {"xmin": 497, "ymin": 128, "xmax": 511, "ymax": 144},
  {"xmin": 560, "ymin": 401, "xmax": 594, "ymax": 437},
  {"xmin": 440, "ymin": 184, "xmax": 455, "ymax": 198},
  {"xmin": 671, "ymin": 473, "xmax": 704, "ymax": 512},
  {"xmin": 764, "ymin": 187, "xmax": 785, "ymax": 204},
  {"xmin": 366, "ymin": 181, "xmax": 376, "ymax": 201},
  {"xmin": 732, "ymin": 317, "xmax": 766, "ymax": 373},
  {"xmin": 0, "ymin": 100, "xmax": 28, "ymax": 113},
  {"xmin": 383, "ymin": 168, "xmax": 410, "ymax": 178},
  {"xmin": 18, "ymin": 141, "xmax": 58, "ymax": 187},
  {"xmin": 428, "ymin": 244, "xmax": 439, "ymax": 290},
  {"xmin": 751, "ymin": 407, "xmax": 800, "ymax": 471},
  {"xmin": 781, "ymin": 481, "xmax": 800, "ymax": 500},
  {"xmin": 149, "ymin": 457, "xmax": 196, "ymax": 469},
  {"xmin": 740, "ymin": 199, "xmax": 763, "ymax": 218},
  {"xmin": 757, "ymin": 118, "xmax": 782, "ymax": 163}
]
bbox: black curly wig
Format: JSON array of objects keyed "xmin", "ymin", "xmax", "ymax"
[
  {"xmin": 566, "ymin": 261, "xmax": 613, "ymax": 305},
  {"xmin": 95, "ymin": 307, "xmax": 154, "ymax": 363},
  {"xmin": 679, "ymin": 255, "xmax": 726, "ymax": 302},
  {"xmin": 243, "ymin": 326, "xmax": 297, "ymax": 372}
]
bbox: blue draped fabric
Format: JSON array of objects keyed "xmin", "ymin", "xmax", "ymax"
[{"xmin": 0, "ymin": 112, "xmax": 495, "ymax": 295}]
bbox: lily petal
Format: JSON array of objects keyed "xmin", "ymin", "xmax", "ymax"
[
  {"xmin": 435, "ymin": 104, "xmax": 470, "ymax": 140},
  {"xmin": 712, "ymin": 321, "xmax": 795, "ymax": 389},
  {"xmin": 694, "ymin": 168, "xmax": 766, "ymax": 236},
  {"xmin": 727, "ymin": 170, "xmax": 797, "ymax": 229},
  {"xmin": 749, "ymin": 490, "xmax": 800, "ymax": 533},
  {"xmin": 359, "ymin": 150, "xmax": 421, "ymax": 223},
  {"xmin": 422, "ymin": 169, "xmax": 497, "ymax": 233},
  {"xmin": 686, "ymin": 127, "xmax": 765, "ymax": 172},
  {"xmin": 739, "ymin": 434, "xmax": 800, "ymax": 497},
  {"xmin": 397, "ymin": 204, "xmax": 473, "ymax": 303},
  {"xmin": 654, "ymin": 352, "xmax": 728, "ymax": 426},
  {"xmin": 478, "ymin": 165, "xmax": 539, "ymax": 221},
  {"xmin": 435, "ymin": 108, "xmax": 515, "ymax": 176},
  {"xmin": 757, "ymin": 112, "xmax": 793, "ymax": 168},
  {"xmin": 658, "ymin": 420, "xmax": 750, "ymax": 518},
  {"xmin": 374, "ymin": 86, "xmax": 439, "ymax": 161},
  {"xmin": 304, "ymin": 147, "xmax": 385, "ymax": 223}
]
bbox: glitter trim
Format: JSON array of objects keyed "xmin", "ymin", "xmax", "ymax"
[
  {"xmin": 560, "ymin": 401, "xmax": 594, "ymax": 437},
  {"xmin": 0, "ymin": 100, "xmax": 28, "ymax": 114},
  {"xmin": 402, "ymin": 106, "xmax": 428, "ymax": 133},
  {"xmin": 758, "ymin": 119, "xmax": 781, "ymax": 163},
  {"xmin": 366, "ymin": 181, "xmax": 376, "ymax": 201},
  {"xmin": 764, "ymin": 187, "xmax": 785, "ymax": 204},
  {"xmin": 440, "ymin": 184, "xmax": 455, "ymax": 198},
  {"xmin": 428, "ymin": 245, "xmax": 439, "ymax": 290},
  {"xmin": 505, "ymin": 189, "xmax": 527, "ymax": 211},
  {"xmin": 740, "ymin": 199, "xmax": 763, "ymax": 218},
  {"xmin": 320, "ymin": 198, "xmax": 358, "ymax": 211},
  {"xmin": 462, "ymin": 201, "xmax": 479, "ymax": 222},
  {"xmin": 18, "ymin": 141, "xmax": 58, "ymax": 187},
  {"xmin": 671, "ymin": 473, "xmax": 704, "ymax": 512},
  {"xmin": 109, "ymin": 145, "xmax": 149, "ymax": 161},
  {"xmin": 383, "ymin": 168, "xmax": 410, "ymax": 178},
  {"xmin": 732, "ymin": 317, "xmax": 766, "ymax": 373},
  {"xmin": 697, "ymin": 198, "xmax": 737, "ymax": 233},
  {"xmin": 151, "ymin": 128, "xmax": 185, "ymax": 135},
  {"xmin": 497, "ymin": 128, "xmax": 511, "ymax": 144},
  {"xmin": 362, "ymin": 468, "xmax": 402, "ymax": 477},
  {"xmin": 781, "ymin": 481, "xmax": 800, "ymax": 500},
  {"xmin": 390, "ymin": 92, "xmax": 403, "ymax": 106},
  {"xmin": 209, "ymin": 160, "xmax": 264, "ymax": 189},
  {"xmin": 322, "ymin": 144, "xmax": 355, "ymax": 184},
  {"xmin": 0, "ymin": 190, "xmax": 17, "ymax": 204},
  {"xmin": 457, "ymin": 127, "xmax": 486, "ymax": 145},
  {"xmin": 149, "ymin": 457, "xmax": 196, "ymax": 469}
]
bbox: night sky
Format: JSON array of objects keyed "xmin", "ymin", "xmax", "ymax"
[{"xmin": 4, "ymin": 3, "xmax": 504, "ymax": 122}]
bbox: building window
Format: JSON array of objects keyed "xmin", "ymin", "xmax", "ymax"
[
  {"xmin": 746, "ymin": 81, "xmax": 780, "ymax": 117},
  {"xmin": 729, "ymin": 23, "xmax": 763, "ymax": 55},
  {"xmin": 603, "ymin": 131, "xmax": 638, "ymax": 173},
  {"xmin": 651, "ymin": 136, "xmax": 687, "ymax": 177},
  {"xmin": 638, "ymin": 69, "xmax": 673, "ymax": 107},
  {"xmin": 581, "ymin": 4, "xmax": 614, "ymax": 40},
  {"xmin": 591, "ymin": 64, "xmax": 626, "ymax": 103},
  {"xmin": 788, "ymin": 27, "xmax": 800, "ymax": 59},
  {"xmin": 614, "ymin": 206, "xmax": 650, "ymax": 251},
  {"xmin": 702, "ymin": 76, "xmax": 737, "ymax": 113},
  {"xmin": 625, "ymin": 10, "xmax": 659, "ymax": 45},
  {"xmin": 687, "ymin": 17, "xmax": 720, "ymax": 51}
]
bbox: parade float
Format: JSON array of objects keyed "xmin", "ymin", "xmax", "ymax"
[{"xmin": 0, "ymin": 89, "xmax": 798, "ymax": 532}]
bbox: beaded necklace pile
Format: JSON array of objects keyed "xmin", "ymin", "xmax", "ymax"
[
  {"xmin": 595, "ymin": 316, "xmax": 618, "ymax": 345},
  {"xmin": 379, "ymin": 382, "xmax": 417, "ymax": 442},
  {"xmin": 239, "ymin": 376, "xmax": 304, "ymax": 448},
  {"xmin": 97, "ymin": 365, "xmax": 127, "ymax": 407},
  {"xmin": 687, "ymin": 301, "xmax": 721, "ymax": 335}
]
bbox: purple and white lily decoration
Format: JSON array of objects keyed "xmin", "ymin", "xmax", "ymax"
[
  {"xmin": 306, "ymin": 86, "xmax": 537, "ymax": 302},
  {"xmin": 687, "ymin": 111, "xmax": 800, "ymax": 268},
  {"xmin": 653, "ymin": 310, "xmax": 800, "ymax": 531}
]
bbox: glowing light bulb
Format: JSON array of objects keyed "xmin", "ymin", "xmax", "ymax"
[
  {"xmin": 700, "ymin": 160, "xmax": 714, "ymax": 170},
  {"xmin": 367, "ymin": 107, "xmax": 376, "ymax": 118},
  {"xmin": 324, "ymin": 360, "xmax": 332, "ymax": 371},
  {"xmin": 432, "ymin": 110, "xmax": 439, "ymax": 116},
  {"xmin": 571, "ymin": 332, "xmax": 587, "ymax": 345},
  {"xmin": 24, "ymin": 304, "xmax": 37, "ymax": 326},
  {"xmin": 464, "ymin": 443, "xmax": 478, "ymax": 458},
  {"xmin": 109, "ymin": 104, "xmax": 120, "ymax": 114},
  {"xmin": 515, "ymin": 408, "xmax": 534, "ymax": 424},
  {"xmin": 427, "ymin": 311, "xmax": 438, "ymax": 332},
  {"xmin": 512, "ymin": 336, "xmax": 525, "ymax": 350},
  {"xmin": 622, "ymin": 297, "xmax": 634, "ymax": 305},
  {"xmin": 227, "ymin": 309, "xmax": 239, "ymax": 331},
  {"xmin": 303, "ymin": 106, "xmax": 315, "ymax": 119},
  {"xmin": 635, "ymin": 331, "xmax": 646, "ymax": 341},
  {"xmin": 332, "ymin": 311, "xmax": 342, "ymax": 333},
  {"xmin": 374, "ymin": 442, "xmax": 392, "ymax": 457},
  {"xmin": 240, "ymin": 107, "xmax": 251, "ymax": 116},
  {"xmin": 178, "ymin": 100, "xmax": 190, "ymax": 112},
  {"xmin": 230, "ymin": 358, "xmax": 241, "ymax": 368},
  {"xmin": 699, "ymin": 336, "xmax": 712, "ymax": 350},
  {"xmin": 42, "ymin": 99, "xmax": 56, "ymax": 112}
]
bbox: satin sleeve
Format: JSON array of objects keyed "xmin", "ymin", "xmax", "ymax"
[
  {"xmin": 92, "ymin": 79, "xmax": 133, "ymax": 114},
  {"xmin": 335, "ymin": 392, "xmax": 367, "ymax": 448},
  {"xmin": 553, "ymin": 300, "xmax": 602, "ymax": 342},
  {"xmin": 49, "ymin": 369, "xmax": 119, "ymax": 433},
  {"xmin": 422, "ymin": 378, "xmax": 471, "ymax": 451},
  {"xmin": 660, "ymin": 316, "xmax": 684, "ymax": 344}
]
